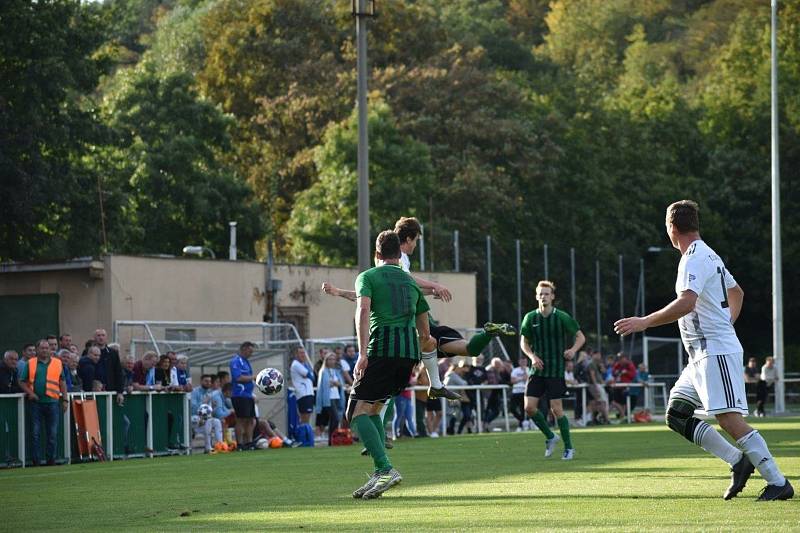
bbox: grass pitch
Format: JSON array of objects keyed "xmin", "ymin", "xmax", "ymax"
[{"xmin": 2, "ymin": 418, "xmax": 799, "ymax": 532}]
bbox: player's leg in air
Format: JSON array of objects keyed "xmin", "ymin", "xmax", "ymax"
[
  {"xmin": 666, "ymin": 356, "xmax": 793, "ymax": 500},
  {"xmin": 425, "ymin": 322, "xmax": 517, "ymax": 401}
]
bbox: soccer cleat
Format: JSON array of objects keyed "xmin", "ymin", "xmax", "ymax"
[
  {"xmin": 562, "ymin": 448, "xmax": 575, "ymax": 461},
  {"xmin": 360, "ymin": 447, "xmax": 370, "ymax": 456},
  {"xmin": 362, "ymin": 468, "xmax": 403, "ymax": 499},
  {"xmin": 352, "ymin": 472, "xmax": 381, "ymax": 499},
  {"xmin": 428, "ymin": 386, "xmax": 463, "ymax": 401},
  {"xmin": 723, "ymin": 454, "xmax": 755, "ymax": 500},
  {"xmin": 484, "ymin": 322, "xmax": 517, "ymax": 337},
  {"xmin": 384, "ymin": 435, "xmax": 394, "ymax": 449},
  {"xmin": 756, "ymin": 480, "xmax": 794, "ymax": 501},
  {"xmin": 544, "ymin": 434, "xmax": 561, "ymax": 458}
]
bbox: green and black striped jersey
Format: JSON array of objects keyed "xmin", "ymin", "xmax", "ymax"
[
  {"xmin": 355, "ymin": 264, "xmax": 430, "ymax": 360},
  {"xmin": 520, "ymin": 307, "xmax": 581, "ymax": 378}
]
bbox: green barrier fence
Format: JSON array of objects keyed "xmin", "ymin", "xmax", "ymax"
[{"xmin": 0, "ymin": 392, "xmax": 189, "ymax": 468}]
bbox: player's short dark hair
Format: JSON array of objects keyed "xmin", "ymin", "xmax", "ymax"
[
  {"xmin": 239, "ymin": 341, "xmax": 256, "ymax": 352},
  {"xmin": 46, "ymin": 335, "xmax": 57, "ymax": 341},
  {"xmin": 217, "ymin": 370, "xmax": 229, "ymax": 380},
  {"xmin": 394, "ymin": 217, "xmax": 421, "ymax": 244},
  {"xmin": 22, "ymin": 343, "xmax": 34, "ymax": 352},
  {"xmin": 667, "ymin": 200, "xmax": 699, "ymax": 233},
  {"xmin": 375, "ymin": 230, "xmax": 401, "ymax": 259},
  {"xmin": 201, "ymin": 374, "xmax": 213, "ymax": 381}
]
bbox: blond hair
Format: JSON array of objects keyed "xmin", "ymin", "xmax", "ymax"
[{"xmin": 537, "ymin": 280, "xmax": 556, "ymax": 293}]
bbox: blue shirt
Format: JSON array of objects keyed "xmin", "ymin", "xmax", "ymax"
[{"xmin": 230, "ymin": 354, "xmax": 254, "ymax": 398}]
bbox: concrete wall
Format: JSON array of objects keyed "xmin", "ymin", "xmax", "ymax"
[{"xmin": 0, "ymin": 255, "xmax": 477, "ymax": 356}]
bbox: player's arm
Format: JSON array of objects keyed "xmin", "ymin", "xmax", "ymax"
[
  {"xmin": 564, "ymin": 330, "xmax": 585, "ymax": 360},
  {"xmin": 233, "ymin": 363, "xmax": 253, "ymax": 383},
  {"xmin": 519, "ymin": 336, "xmax": 543, "ymax": 371},
  {"xmin": 728, "ymin": 284, "xmax": 744, "ymax": 323},
  {"xmin": 354, "ymin": 295, "xmax": 371, "ymax": 381},
  {"xmin": 321, "ymin": 282, "xmax": 357, "ymax": 302},
  {"xmin": 411, "ymin": 275, "xmax": 452, "ymax": 303},
  {"xmin": 614, "ymin": 290, "xmax": 698, "ymax": 336}
]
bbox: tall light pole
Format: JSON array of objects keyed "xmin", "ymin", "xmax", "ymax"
[
  {"xmin": 353, "ymin": 0, "xmax": 375, "ymax": 272},
  {"xmin": 770, "ymin": 0, "xmax": 785, "ymax": 413}
]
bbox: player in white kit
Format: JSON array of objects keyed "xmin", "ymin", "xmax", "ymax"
[{"xmin": 615, "ymin": 200, "xmax": 792, "ymax": 501}]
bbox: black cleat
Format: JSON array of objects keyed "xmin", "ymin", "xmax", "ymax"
[
  {"xmin": 428, "ymin": 386, "xmax": 463, "ymax": 401},
  {"xmin": 723, "ymin": 454, "xmax": 755, "ymax": 500},
  {"xmin": 756, "ymin": 479, "xmax": 794, "ymax": 501},
  {"xmin": 360, "ymin": 447, "xmax": 370, "ymax": 456}
]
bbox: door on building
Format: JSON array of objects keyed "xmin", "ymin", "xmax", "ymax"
[
  {"xmin": 0, "ymin": 294, "xmax": 60, "ymax": 351},
  {"xmin": 277, "ymin": 306, "xmax": 309, "ymax": 341}
]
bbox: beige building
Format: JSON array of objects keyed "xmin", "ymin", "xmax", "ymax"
[{"xmin": 0, "ymin": 255, "xmax": 477, "ymax": 356}]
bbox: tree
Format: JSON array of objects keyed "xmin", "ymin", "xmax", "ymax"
[{"xmin": 286, "ymin": 102, "xmax": 433, "ymax": 265}]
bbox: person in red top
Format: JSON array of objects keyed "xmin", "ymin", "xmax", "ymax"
[{"xmin": 611, "ymin": 352, "xmax": 637, "ymax": 416}]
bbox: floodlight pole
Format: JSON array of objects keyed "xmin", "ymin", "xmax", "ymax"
[
  {"xmin": 354, "ymin": 0, "xmax": 374, "ymax": 273},
  {"xmin": 770, "ymin": 0, "xmax": 785, "ymax": 413}
]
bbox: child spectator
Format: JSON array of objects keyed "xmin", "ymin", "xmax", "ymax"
[
  {"xmin": 314, "ymin": 352, "xmax": 345, "ymax": 445},
  {"xmin": 393, "ymin": 370, "xmax": 417, "ymax": 439}
]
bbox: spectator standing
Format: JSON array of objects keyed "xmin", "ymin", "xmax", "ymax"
[
  {"xmin": 417, "ymin": 364, "xmax": 441, "ymax": 437},
  {"xmin": 230, "ymin": 341, "xmax": 257, "ymax": 448},
  {"xmin": 612, "ymin": 353, "xmax": 637, "ymax": 417},
  {"xmin": 630, "ymin": 362, "xmax": 650, "ymax": 413},
  {"xmin": 18, "ymin": 343, "xmax": 36, "ymax": 370},
  {"xmin": 78, "ymin": 347, "xmax": 101, "ymax": 392},
  {"xmin": 173, "ymin": 355, "xmax": 192, "ymax": 392},
  {"xmin": 744, "ymin": 357, "xmax": 760, "ymax": 402},
  {"xmin": 131, "ymin": 351, "xmax": 159, "ymax": 391},
  {"xmin": 58, "ymin": 334, "xmax": 72, "ymax": 352},
  {"xmin": 19, "ymin": 340, "xmax": 67, "ymax": 466},
  {"xmin": 392, "ymin": 370, "xmax": 417, "ymax": 439},
  {"xmin": 93, "ymin": 329, "xmax": 125, "ymax": 406},
  {"xmin": 444, "ymin": 361, "xmax": 473, "ymax": 434},
  {"xmin": 314, "ymin": 352, "xmax": 345, "ymax": 445},
  {"xmin": 756, "ymin": 357, "xmax": 777, "ymax": 417},
  {"xmin": 483, "ymin": 357, "xmax": 509, "ymax": 429},
  {"xmin": 342, "ymin": 345, "xmax": 358, "ymax": 380},
  {"xmin": 46, "ymin": 335, "xmax": 58, "ymax": 356},
  {"xmin": 153, "ymin": 355, "xmax": 172, "ymax": 388},
  {"xmin": 572, "ymin": 351, "xmax": 591, "ymax": 424},
  {"xmin": 510, "ymin": 356, "xmax": 528, "ymax": 430},
  {"xmin": 65, "ymin": 352, "xmax": 81, "ymax": 392},
  {"xmin": 0, "ymin": 351, "xmax": 21, "ymax": 393},
  {"xmin": 290, "ymin": 345, "xmax": 315, "ymax": 443},
  {"xmin": 55, "ymin": 349, "xmax": 74, "ymax": 392},
  {"xmin": 122, "ymin": 356, "xmax": 135, "ymax": 392},
  {"xmin": 588, "ymin": 351, "xmax": 610, "ymax": 424}
]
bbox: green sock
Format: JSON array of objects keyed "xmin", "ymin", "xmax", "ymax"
[
  {"xmin": 382, "ymin": 398, "xmax": 395, "ymax": 428},
  {"xmin": 369, "ymin": 415, "xmax": 384, "ymax": 445},
  {"xmin": 531, "ymin": 411, "xmax": 555, "ymax": 439},
  {"xmin": 354, "ymin": 414, "xmax": 391, "ymax": 472},
  {"xmin": 466, "ymin": 331, "xmax": 492, "ymax": 357},
  {"xmin": 557, "ymin": 416, "xmax": 572, "ymax": 449}
]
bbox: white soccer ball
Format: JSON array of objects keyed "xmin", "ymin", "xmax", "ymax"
[
  {"xmin": 198, "ymin": 403, "xmax": 213, "ymax": 418},
  {"xmin": 256, "ymin": 367, "xmax": 284, "ymax": 396},
  {"xmin": 255, "ymin": 437, "xmax": 270, "ymax": 449}
]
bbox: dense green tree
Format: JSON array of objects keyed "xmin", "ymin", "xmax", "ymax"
[{"xmin": 286, "ymin": 102, "xmax": 433, "ymax": 265}]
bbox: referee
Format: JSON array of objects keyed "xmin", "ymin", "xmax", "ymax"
[{"xmin": 520, "ymin": 280, "xmax": 585, "ymax": 460}]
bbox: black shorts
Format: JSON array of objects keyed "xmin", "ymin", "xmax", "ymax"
[
  {"xmin": 231, "ymin": 397, "xmax": 256, "ymax": 418},
  {"xmin": 526, "ymin": 376, "xmax": 567, "ymax": 400},
  {"xmin": 425, "ymin": 398, "xmax": 442, "ymax": 412},
  {"xmin": 297, "ymin": 395, "xmax": 314, "ymax": 414},
  {"xmin": 431, "ymin": 325, "xmax": 464, "ymax": 358},
  {"xmin": 347, "ymin": 357, "xmax": 417, "ymax": 418}
]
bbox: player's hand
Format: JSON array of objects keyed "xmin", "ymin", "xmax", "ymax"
[
  {"xmin": 354, "ymin": 355, "xmax": 368, "ymax": 381},
  {"xmin": 431, "ymin": 283, "xmax": 452, "ymax": 303},
  {"xmin": 563, "ymin": 348, "xmax": 576, "ymax": 360},
  {"xmin": 614, "ymin": 316, "xmax": 647, "ymax": 336},
  {"xmin": 116, "ymin": 393, "xmax": 125, "ymax": 406},
  {"xmin": 27, "ymin": 392, "xmax": 39, "ymax": 402},
  {"xmin": 61, "ymin": 400, "xmax": 68, "ymax": 413},
  {"xmin": 321, "ymin": 282, "xmax": 338, "ymax": 297},
  {"xmin": 532, "ymin": 356, "xmax": 544, "ymax": 371}
]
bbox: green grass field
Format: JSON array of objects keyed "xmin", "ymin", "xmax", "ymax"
[{"xmin": 2, "ymin": 418, "xmax": 798, "ymax": 532}]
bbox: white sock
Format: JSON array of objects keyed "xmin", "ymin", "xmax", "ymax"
[
  {"xmin": 420, "ymin": 350, "xmax": 443, "ymax": 389},
  {"xmin": 693, "ymin": 421, "xmax": 742, "ymax": 466},
  {"xmin": 737, "ymin": 430, "xmax": 786, "ymax": 486}
]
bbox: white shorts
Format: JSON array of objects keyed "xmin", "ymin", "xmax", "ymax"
[{"xmin": 670, "ymin": 352, "xmax": 748, "ymax": 415}]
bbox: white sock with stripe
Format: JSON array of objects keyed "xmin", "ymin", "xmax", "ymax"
[
  {"xmin": 737, "ymin": 430, "xmax": 786, "ymax": 486},
  {"xmin": 693, "ymin": 420, "xmax": 742, "ymax": 466},
  {"xmin": 420, "ymin": 349, "xmax": 443, "ymax": 389}
]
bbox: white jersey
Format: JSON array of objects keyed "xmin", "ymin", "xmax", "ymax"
[
  {"xmin": 290, "ymin": 359, "xmax": 314, "ymax": 398},
  {"xmin": 400, "ymin": 252, "xmax": 411, "ymax": 273},
  {"xmin": 675, "ymin": 240, "xmax": 742, "ymax": 361}
]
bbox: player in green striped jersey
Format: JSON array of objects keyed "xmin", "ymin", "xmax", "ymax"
[
  {"xmin": 520, "ymin": 280, "xmax": 585, "ymax": 460},
  {"xmin": 348, "ymin": 230, "xmax": 436, "ymax": 499}
]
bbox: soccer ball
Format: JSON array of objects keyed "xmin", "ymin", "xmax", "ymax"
[
  {"xmin": 198, "ymin": 403, "xmax": 213, "ymax": 418},
  {"xmin": 255, "ymin": 437, "xmax": 270, "ymax": 449},
  {"xmin": 256, "ymin": 367, "xmax": 284, "ymax": 395}
]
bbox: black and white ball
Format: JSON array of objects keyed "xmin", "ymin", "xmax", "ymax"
[
  {"xmin": 256, "ymin": 367, "xmax": 284, "ymax": 395},
  {"xmin": 198, "ymin": 403, "xmax": 213, "ymax": 418}
]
